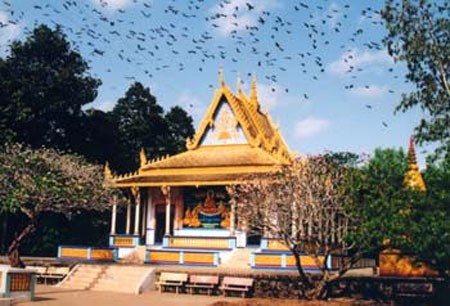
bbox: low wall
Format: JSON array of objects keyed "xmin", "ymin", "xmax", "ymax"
[{"xmin": 58, "ymin": 246, "xmax": 118, "ymax": 262}]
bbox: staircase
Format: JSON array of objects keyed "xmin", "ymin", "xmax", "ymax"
[
  {"xmin": 59, "ymin": 264, "xmax": 155, "ymax": 294},
  {"xmin": 59, "ymin": 264, "xmax": 104, "ymax": 290},
  {"xmin": 220, "ymin": 248, "xmax": 253, "ymax": 271}
]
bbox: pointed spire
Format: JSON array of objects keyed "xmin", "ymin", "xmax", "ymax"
[
  {"xmin": 104, "ymin": 162, "xmax": 112, "ymax": 179},
  {"xmin": 404, "ymin": 136, "xmax": 426, "ymax": 191},
  {"xmin": 218, "ymin": 66, "xmax": 225, "ymax": 87},
  {"xmin": 236, "ymin": 73, "xmax": 242, "ymax": 93},
  {"xmin": 139, "ymin": 148, "xmax": 147, "ymax": 168},
  {"xmin": 250, "ymin": 73, "xmax": 258, "ymax": 104}
]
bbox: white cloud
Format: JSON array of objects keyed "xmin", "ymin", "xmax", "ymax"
[
  {"xmin": 95, "ymin": 99, "xmax": 116, "ymax": 112},
  {"xmin": 91, "ymin": 0, "xmax": 136, "ymax": 10},
  {"xmin": 328, "ymin": 49, "xmax": 392, "ymax": 75},
  {"xmin": 294, "ymin": 118, "xmax": 330, "ymax": 139},
  {"xmin": 0, "ymin": 11, "xmax": 21, "ymax": 49},
  {"xmin": 174, "ymin": 91, "xmax": 207, "ymax": 123},
  {"xmin": 209, "ymin": 0, "xmax": 280, "ymax": 36},
  {"xmin": 257, "ymin": 83, "xmax": 281, "ymax": 110},
  {"xmin": 350, "ymin": 85, "xmax": 386, "ymax": 98}
]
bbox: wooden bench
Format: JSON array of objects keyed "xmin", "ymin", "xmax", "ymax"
[
  {"xmin": 185, "ymin": 275, "xmax": 219, "ymax": 295},
  {"xmin": 392, "ymin": 282, "xmax": 433, "ymax": 304},
  {"xmin": 155, "ymin": 272, "xmax": 188, "ymax": 294},
  {"xmin": 219, "ymin": 276, "xmax": 254, "ymax": 298}
]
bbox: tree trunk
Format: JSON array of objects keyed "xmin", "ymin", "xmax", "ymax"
[
  {"xmin": 304, "ymin": 278, "xmax": 329, "ymax": 300},
  {"xmin": 7, "ymin": 223, "xmax": 36, "ymax": 268},
  {"xmin": 0, "ymin": 213, "xmax": 7, "ymax": 254}
]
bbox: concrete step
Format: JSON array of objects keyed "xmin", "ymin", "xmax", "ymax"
[{"xmin": 58, "ymin": 263, "xmax": 155, "ymax": 294}]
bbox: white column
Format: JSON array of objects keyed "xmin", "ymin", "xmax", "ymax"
[
  {"xmin": 134, "ymin": 191, "xmax": 140, "ymax": 235},
  {"xmin": 141, "ymin": 192, "xmax": 147, "ymax": 237},
  {"xmin": 126, "ymin": 202, "xmax": 131, "ymax": 234},
  {"xmin": 229, "ymin": 199, "xmax": 236, "ymax": 236},
  {"xmin": 110, "ymin": 196, "xmax": 117, "ymax": 235},
  {"xmin": 146, "ymin": 192, "xmax": 155, "ymax": 245},
  {"xmin": 161, "ymin": 186, "xmax": 171, "ymax": 236}
]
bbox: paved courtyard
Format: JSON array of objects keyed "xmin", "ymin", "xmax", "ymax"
[
  {"xmin": 15, "ymin": 285, "xmax": 241, "ymax": 306},
  {"xmin": 15, "ymin": 285, "xmax": 363, "ymax": 306}
]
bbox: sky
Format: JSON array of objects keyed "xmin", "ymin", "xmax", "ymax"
[{"xmin": 0, "ymin": 0, "xmax": 433, "ymax": 166}]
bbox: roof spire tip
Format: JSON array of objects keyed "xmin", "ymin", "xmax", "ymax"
[
  {"xmin": 219, "ymin": 66, "xmax": 225, "ymax": 87},
  {"xmin": 250, "ymin": 73, "xmax": 258, "ymax": 103},
  {"xmin": 236, "ymin": 73, "xmax": 242, "ymax": 93}
]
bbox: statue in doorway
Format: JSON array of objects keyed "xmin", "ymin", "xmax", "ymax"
[{"xmin": 200, "ymin": 189, "xmax": 218, "ymax": 214}]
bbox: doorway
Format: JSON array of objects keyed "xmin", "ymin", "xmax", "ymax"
[{"xmin": 154, "ymin": 205, "xmax": 174, "ymax": 243}]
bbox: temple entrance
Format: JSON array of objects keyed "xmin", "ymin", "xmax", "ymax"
[{"xmin": 154, "ymin": 205, "xmax": 174, "ymax": 243}]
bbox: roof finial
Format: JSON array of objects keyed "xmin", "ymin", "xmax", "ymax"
[
  {"xmin": 219, "ymin": 66, "xmax": 225, "ymax": 87},
  {"xmin": 408, "ymin": 136, "xmax": 418, "ymax": 166},
  {"xmin": 404, "ymin": 135, "xmax": 426, "ymax": 191},
  {"xmin": 250, "ymin": 73, "xmax": 258, "ymax": 104},
  {"xmin": 139, "ymin": 148, "xmax": 147, "ymax": 168},
  {"xmin": 104, "ymin": 162, "xmax": 112, "ymax": 179},
  {"xmin": 236, "ymin": 73, "xmax": 242, "ymax": 93}
]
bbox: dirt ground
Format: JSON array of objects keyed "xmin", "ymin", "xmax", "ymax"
[{"xmin": 14, "ymin": 285, "xmax": 380, "ymax": 306}]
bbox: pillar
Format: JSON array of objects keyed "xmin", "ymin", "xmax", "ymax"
[
  {"xmin": 126, "ymin": 201, "xmax": 131, "ymax": 235},
  {"xmin": 133, "ymin": 187, "xmax": 140, "ymax": 235},
  {"xmin": 146, "ymin": 191, "xmax": 155, "ymax": 245},
  {"xmin": 161, "ymin": 186, "xmax": 171, "ymax": 236},
  {"xmin": 229, "ymin": 199, "xmax": 236, "ymax": 236},
  {"xmin": 110, "ymin": 195, "xmax": 117, "ymax": 235},
  {"xmin": 141, "ymin": 191, "xmax": 147, "ymax": 237}
]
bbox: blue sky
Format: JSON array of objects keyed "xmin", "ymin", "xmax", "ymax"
[{"xmin": 0, "ymin": 0, "xmax": 432, "ymax": 166}]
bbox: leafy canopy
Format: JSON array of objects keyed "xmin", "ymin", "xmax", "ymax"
[
  {"xmin": 381, "ymin": 0, "xmax": 450, "ymax": 158},
  {"xmin": 0, "ymin": 143, "xmax": 117, "ymax": 218},
  {"xmin": 0, "ymin": 24, "xmax": 100, "ymax": 151}
]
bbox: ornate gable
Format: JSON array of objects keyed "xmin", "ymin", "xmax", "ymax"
[
  {"xmin": 185, "ymin": 72, "xmax": 292, "ymax": 164},
  {"xmin": 200, "ymin": 98, "xmax": 248, "ymax": 146}
]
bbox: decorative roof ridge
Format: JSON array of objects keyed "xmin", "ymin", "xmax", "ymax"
[
  {"xmin": 404, "ymin": 136, "xmax": 426, "ymax": 191},
  {"xmin": 265, "ymin": 111, "xmax": 293, "ymax": 162}
]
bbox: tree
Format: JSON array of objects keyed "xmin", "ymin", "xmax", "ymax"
[
  {"xmin": 111, "ymin": 82, "xmax": 167, "ymax": 172},
  {"xmin": 165, "ymin": 106, "xmax": 195, "ymax": 155},
  {"xmin": 348, "ymin": 148, "xmax": 411, "ymax": 256},
  {"xmin": 0, "ymin": 143, "xmax": 120, "ymax": 267},
  {"xmin": 406, "ymin": 157, "xmax": 450, "ymax": 278},
  {"xmin": 110, "ymin": 82, "xmax": 194, "ymax": 173},
  {"xmin": 231, "ymin": 155, "xmax": 362, "ymax": 300},
  {"xmin": 381, "ymin": 0, "xmax": 450, "ymax": 158},
  {"xmin": 349, "ymin": 147, "xmax": 449, "ymax": 279},
  {"xmin": 0, "ymin": 24, "xmax": 100, "ymax": 151}
]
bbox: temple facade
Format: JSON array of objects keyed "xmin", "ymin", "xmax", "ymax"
[{"xmin": 104, "ymin": 72, "xmax": 293, "ymax": 262}]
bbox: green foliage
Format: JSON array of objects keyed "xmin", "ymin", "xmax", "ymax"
[
  {"xmin": 0, "ymin": 143, "xmax": 120, "ymax": 266},
  {"xmin": 407, "ymin": 157, "xmax": 450, "ymax": 275},
  {"xmin": 110, "ymin": 82, "xmax": 195, "ymax": 172},
  {"xmin": 348, "ymin": 148, "xmax": 409, "ymax": 253},
  {"xmin": 0, "ymin": 144, "xmax": 114, "ymax": 216},
  {"xmin": 381, "ymin": 0, "xmax": 450, "ymax": 158},
  {"xmin": 349, "ymin": 147, "xmax": 449, "ymax": 277},
  {"xmin": 165, "ymin": 106, "xmax": 195, "ymax": 155},
  {"xmin": 0, "ymin": 24, "xmax": 100, "ymax": 151}
]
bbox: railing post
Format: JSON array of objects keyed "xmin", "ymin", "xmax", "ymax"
[{"xmin": 281, "ymin": 254, "xmax": 287, "ymax": 268}]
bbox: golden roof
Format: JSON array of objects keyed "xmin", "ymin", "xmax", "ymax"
[
  {"xmin": 109, "ymin": 72, "xmax": 293, "ymax": 188},
  {"xmin": 403, "ymin": 136, "xmax": 426, "ymax": 191}
]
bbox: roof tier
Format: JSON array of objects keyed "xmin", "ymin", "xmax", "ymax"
[{"xmin": 108, "ymin": 73, "xmax": 293, "ymax": 188}]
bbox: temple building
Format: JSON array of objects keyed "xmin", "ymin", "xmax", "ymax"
[
  {"xmin": 379, "ymin": 136, "xmax": 438, "ymax": 277},
  {"xmin": 103, "ymin": 72, "xmax": 293, "ymax": 264}
]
